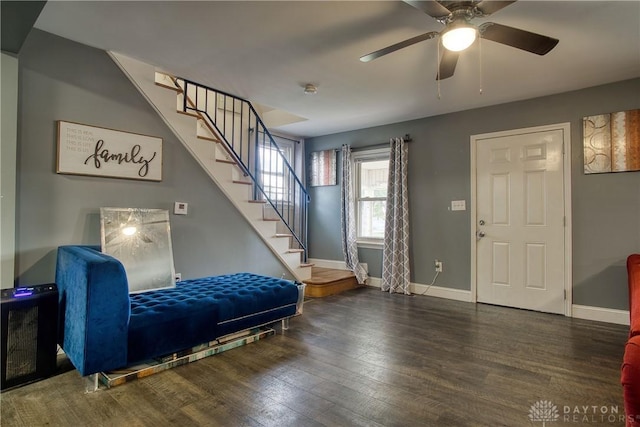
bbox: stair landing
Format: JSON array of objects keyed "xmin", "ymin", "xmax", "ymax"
[{"xmin": 304, "ymin": 267, "xmax": 362, "ymax": 298}]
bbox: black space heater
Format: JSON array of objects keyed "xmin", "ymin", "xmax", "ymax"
[{"xmin": 1, "ymin": 284, "xmax": 58, "ymax": 391}]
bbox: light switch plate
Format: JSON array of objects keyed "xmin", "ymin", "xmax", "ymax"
[
  {"xmin": 451, "ymin": 200, "xmax": 466, "ymax": 211},
  {"xmin": 174, "ymin": 202, "xmax": 188, "ymax": 215}
]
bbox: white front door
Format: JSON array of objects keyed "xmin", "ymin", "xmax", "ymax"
[{"xmin": 473, "ymin": 124, "xmax": 570, "ymax": 315}]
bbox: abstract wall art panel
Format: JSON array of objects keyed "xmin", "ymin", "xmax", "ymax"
[
  {"xmin": 583, "ymin": 109, "xmax": 640, "ymax": 174},
  {"xmin": 309, "ymin": 149, "xmax": 337, "ymax": 186}
]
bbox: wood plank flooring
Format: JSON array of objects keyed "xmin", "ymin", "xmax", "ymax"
[{"xmin": 0, "ymin": 287, "xmax": 629, "ymax": 426}]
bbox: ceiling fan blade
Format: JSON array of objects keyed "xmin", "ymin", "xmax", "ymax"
[
  {"xmin": 403, "ymin": 0, "xmax": 451, "ymax": 19},
  {"xmin": 360, "ymin": 31, "xmax": 439, "ymax": 62},
  {"xmin": 479, "ymin": 22, "xmax": 559, "ymax": 55},
  {"xmin": 437, "ymin": 49, "xmax": 459, "ymax": 80},
  {"xmin": 476, "ymin": 1, "xmax": 517, "ymax": 16}
]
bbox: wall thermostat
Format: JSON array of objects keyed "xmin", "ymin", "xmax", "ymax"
[{"xmin": 174, "ymin": 202, "xmax": 188, "ymax": 215}]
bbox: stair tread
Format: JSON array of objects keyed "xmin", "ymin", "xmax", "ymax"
[
  {"xmin": 177, "ymin": 110, "xmax": 200, "ymax": 119},
  {"xmin": 233, "ymin": 180, "xmax": 252, "ymax": 185},
  {"xmin": 197, "ymin": 135, "xmax": 221, "ymax": 143},
  {"xmin": 306, "ymin": 267, "xmax": 356, "ymax": 284},
  {"xmin": 299, "ymin": 263, "xmax": 314, "ymax": 268},
  {"xmin": 262, "ymin": 218, "xmax": 280, "ymax": 222},
  {"xmin": 155, "ymin": 81, "xmax": 182, "ymax": 92},
  {"xmin": 303, "ymin": 267, "xmax": 361, "ymax": 297},
  {"xmin": 216, "ymin": 159, "xmax": 236, "ymax": 165},
  {"xmin": 286, "ymin": 249, "xmax": 304, "ymax": 253},
  {"xmin": 274, "ymin": 233, "xmax": 292, "ymax": 237},
  {"xmin": 249, "ymin": 200, "xmax": 267, "ymax": 204}
]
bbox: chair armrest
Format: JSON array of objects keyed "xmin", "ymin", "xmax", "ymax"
[{"xmin": 56, "ymin": 245, "xmax": 130, "ymax": 376}]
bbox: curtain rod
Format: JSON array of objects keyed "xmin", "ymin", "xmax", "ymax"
[{"xmin": 342, "ymin": 134, "xmax": 413, "ymax": 152}]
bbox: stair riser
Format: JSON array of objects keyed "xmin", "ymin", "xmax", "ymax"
[{"xmin": 268, "ymin": 237, "xmax": 292, "ymax": 254}]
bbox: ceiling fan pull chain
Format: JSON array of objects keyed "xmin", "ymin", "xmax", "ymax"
[
  {"xmin": 437, "ymin": 40, "xmax": 442, "ymax": 99},
  {"xmin": 479, "ymin": 35, "xmax": 483, "ymax": 95}
]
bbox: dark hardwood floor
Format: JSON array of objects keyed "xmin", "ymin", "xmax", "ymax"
[{"xmin": 0, "ymin": 287, "xmax": 629, "ymax": 426}]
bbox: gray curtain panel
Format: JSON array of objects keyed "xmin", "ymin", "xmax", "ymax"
[
  {"xmin": 381, "ymin": 138, "xmax": 410, "ymax": 294},
  {"xmin": 341, "ymin": 145, "xmax": 368, "ymax": 284}
]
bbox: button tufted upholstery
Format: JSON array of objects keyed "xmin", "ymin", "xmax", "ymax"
[{"xmin": 127, "ymin": 273, "xmax": 298, "ymax": 364}]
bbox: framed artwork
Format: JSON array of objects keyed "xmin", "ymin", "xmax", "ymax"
[
  {"xmin": 309, "ymin": 149, "xmax": 337, "ymax": 186},
  {"xmin": 583, "ymin": 109, "xmax": 640, "ymax": 174},
  {"xmin": 57, "ymin": 121, "xmax": 163, "ymax": 181}
]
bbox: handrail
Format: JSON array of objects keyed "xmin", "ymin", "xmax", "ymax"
[{"xmin": 171, "ymin": 76, "xmax": 309, "ymax": 262}]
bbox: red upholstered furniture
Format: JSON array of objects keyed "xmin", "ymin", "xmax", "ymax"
[{"xmin": 623, "ymin": 254, "xmax": 640, "ymax": 426}]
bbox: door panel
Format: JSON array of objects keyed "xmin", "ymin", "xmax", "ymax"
[
  {"xmin": 492, "ymin": 242, "xmax": 510, "ymax": 285},
  {"xmin": 491, "ymin": 173, "xmax": 510, "ymax": 225},
  {"xmin": 525, "ymin": 243, "xmax": 546, "ymax": 290},
  {"xmin": 525, "ymin": 171, "xmax": 545, "ymax": 225}
]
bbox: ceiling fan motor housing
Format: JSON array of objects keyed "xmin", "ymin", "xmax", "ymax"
[{"xmin": 360, "ymin": 1, "xmax": 559, "ymax": 79}]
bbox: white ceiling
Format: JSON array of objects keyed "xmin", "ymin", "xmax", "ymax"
[{"xmin": 35, "ymin": 1, "xmax": 640, "ymax": 138}]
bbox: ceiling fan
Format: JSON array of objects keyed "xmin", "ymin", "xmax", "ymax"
[{"xmin": 360, "ymin": 0, "xmax": 559, "ymax": 80}]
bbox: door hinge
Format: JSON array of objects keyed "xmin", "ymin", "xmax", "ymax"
[
  {"xmin": 563, "ymin": 216, "xmax": 566, "ymax": 227},
  {"xmin": 564, "ymin": 289, "xmax": 567, "ymax": 300}
]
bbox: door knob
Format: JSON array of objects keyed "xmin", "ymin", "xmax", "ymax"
[
  {"xmin": 479, "ymin": 219, "xmax": 485, "ymax": 226},
  {"xmin": 477, "ymin": 231, "xmax": 486, "ymax": 239}
]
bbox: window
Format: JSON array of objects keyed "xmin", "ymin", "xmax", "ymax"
[
  {"xmin": 353, "ymin": 147, "xmax": 389, "ymax": 246},
  {"xmin": 257, "ymin": 134, "xmax": 296, "ymax": 202}
]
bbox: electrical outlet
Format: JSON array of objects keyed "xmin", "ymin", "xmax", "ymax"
[
  {"xmin": 175, "ymin": 273, "xmax": 182, "ymax": 282},
  {"xmin": 434, "ymin": 260, "xmax": 443, "ymax": 273}
]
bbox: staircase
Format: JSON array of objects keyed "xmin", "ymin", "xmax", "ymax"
[{"xmin": 109, "ymin": 52, "xmax": 311, "ymax": 281}]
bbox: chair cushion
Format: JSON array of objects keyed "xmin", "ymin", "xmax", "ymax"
[{"xmin": 622, "ymin": 334, "xmax": 640, "ymax": 426}]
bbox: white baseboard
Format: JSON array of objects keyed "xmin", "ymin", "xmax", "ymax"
[
  {"xmin": 571, "ymin": 304, "xmax": 630, "ymax": 326},
  {"xmin": 367, "ymin": 277, "xmax": 381, "ymax": 288},
  {"xmin": 318, "ymin": 264, "xmax": 629, "ymax": 326},
  {"xmin": 367, "ymin": 277, "xmax": 473, "ymax": 302}
]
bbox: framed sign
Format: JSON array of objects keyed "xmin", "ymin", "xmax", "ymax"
[{"xmin": 57, "ymin": 121, "xmax": 163, "ymax": 181}]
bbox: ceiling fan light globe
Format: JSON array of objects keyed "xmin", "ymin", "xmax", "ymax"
[{"xmin": 441, "ymin": 26, "xmax": 477, "ymax": 52}]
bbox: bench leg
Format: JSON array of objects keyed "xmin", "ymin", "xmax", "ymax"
[
  {"xmin": 281, "ymin": 317, "xmax": 290, "ymax": 331},
  {"xmin": 84, "ymin": 373, "xmax": 99, "ymax": 393}
]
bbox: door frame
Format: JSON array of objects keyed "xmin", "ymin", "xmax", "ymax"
[{"xmin": 470, "ymin": 122, "xmax": 573, "ymax": 316}]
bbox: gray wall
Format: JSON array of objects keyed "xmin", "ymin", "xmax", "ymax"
[
  {"xmin": 15, "ymin": 30, "xmax": 290, "ymax": 286},
  {"xmin": 306, "ymin": 78, "xmax": 640, "ymax": 310}
]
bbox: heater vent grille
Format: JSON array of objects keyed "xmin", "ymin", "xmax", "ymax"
[{"xmin": 5, "ymin": 307, "xmax": 39, "ymax": 381}]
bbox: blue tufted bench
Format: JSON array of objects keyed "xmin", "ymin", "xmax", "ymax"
[{"xmin": 55, "ymin": 245, "xmax": 302, "ymax": 377}]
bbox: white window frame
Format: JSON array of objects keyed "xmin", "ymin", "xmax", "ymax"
[
  {"xmin": 353, "ymin": 147, "xmax": 389, "ymax": 249},
  {"xmin": 258, "ymin": 137, "xmax": 295, "ymax": 203}
]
